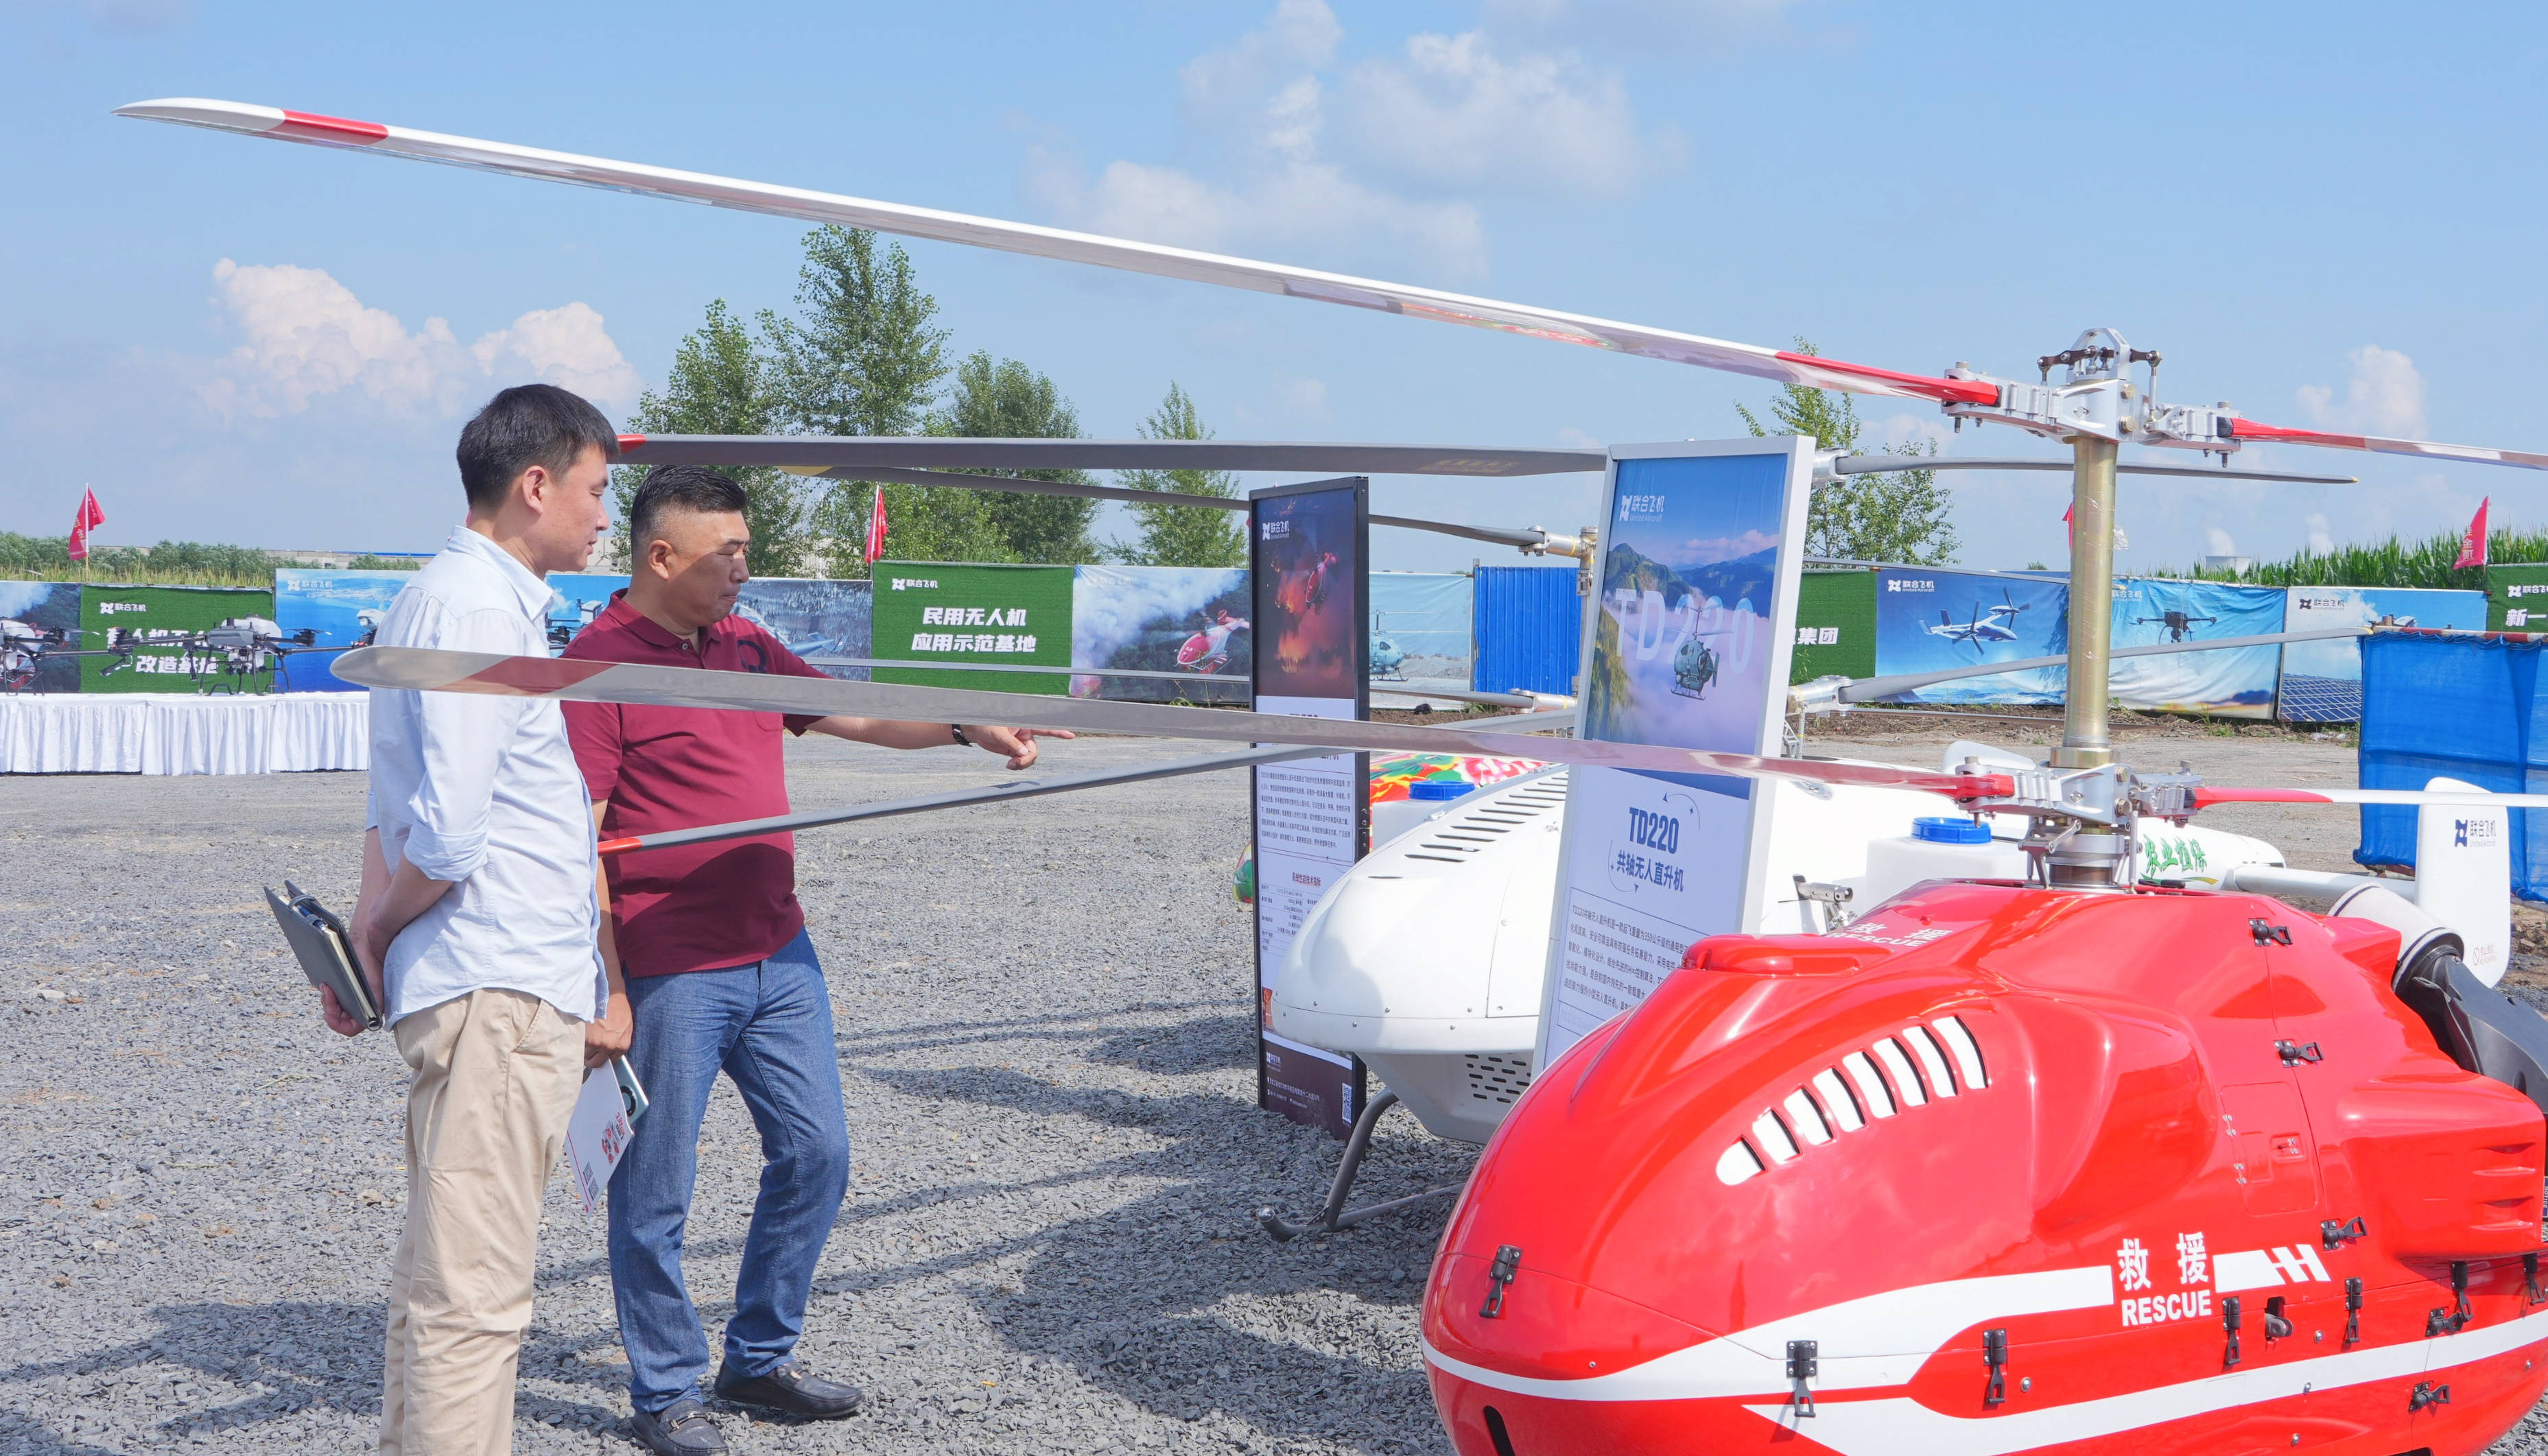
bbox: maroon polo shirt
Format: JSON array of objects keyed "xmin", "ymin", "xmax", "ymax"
[{"xmin": 562, "ymin": 591, "xmax": 828, "ymax": 978}]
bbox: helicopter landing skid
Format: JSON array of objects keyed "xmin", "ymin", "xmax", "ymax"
[
  {"xmin": 1255, "ymin": 1090, "xmax": 1460, "ymax": 1241},
  {"xmin": 1669, "ymin": 685, "xmax": 1714, "ymax": 701}
]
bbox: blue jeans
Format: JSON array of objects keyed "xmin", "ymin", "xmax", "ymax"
[{"xmin": 608, "ymin": 929, "xmax": 850, "ymax": 1413}]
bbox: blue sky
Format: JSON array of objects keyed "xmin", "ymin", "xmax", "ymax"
[{"xmin": 4, "ymin": 0, "xmax": 2544, "ymax": 573}]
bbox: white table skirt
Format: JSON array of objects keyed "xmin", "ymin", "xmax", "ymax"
[{"xmin": 0, "ymin": 693, "xmax": 369, "ymax": 774}]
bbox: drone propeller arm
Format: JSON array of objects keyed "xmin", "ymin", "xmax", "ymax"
[{"xmin": 115, "ymin": 98, "xmax": 1991, "ymax": 406}]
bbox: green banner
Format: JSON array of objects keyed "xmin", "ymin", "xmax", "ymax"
[
  {"xmin": 1791, "ymin": 569, "xmax": 1877, "ymax": 681},
  {"xmin": 80, "ymin": 584, "xmax": 277, "ymax": 693},
  {"xmin": 2486, "ymin": 563, "xmax": 2548, "ymax": 630},
  {"xmin": 871, "ymin": 562, "xmax": 1074, "ymax": 694}
]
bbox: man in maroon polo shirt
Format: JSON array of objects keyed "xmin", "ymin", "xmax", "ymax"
[{"xmin": 563, "ymin": 466, "xmax": 1061, "ymax": 1456}]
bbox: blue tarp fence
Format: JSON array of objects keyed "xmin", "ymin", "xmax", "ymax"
[
  {"xmin": 2357, "ymin": 630, "xmax": 2548, "ymax": 900},
  {"xmin": 1472, "ymin": 566, "xmax": 1581, "ymax": 695}
]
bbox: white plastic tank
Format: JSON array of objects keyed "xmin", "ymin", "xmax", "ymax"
[
  {"xmin": 1860, "ymin": 815, "xmax": 2027, "ymax": 907},
  {"xmin": 1369, "ymin": 778, "xmax": 1475, "ymax": 848}
]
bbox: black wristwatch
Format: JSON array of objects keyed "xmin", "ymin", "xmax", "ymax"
[{"xmin": 949, "ymin": 723, "xmax": 973, "ymax": 748}]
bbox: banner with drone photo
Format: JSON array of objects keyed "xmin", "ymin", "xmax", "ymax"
[
  {"xmin": 78, "ymin": 584, "xmax": 278, "ymax": 694},
  {"xmin": 1537, "ymin": 438, "xmax": 1813, "ymax": 1069},
  {"xmin": 1868, "ymin": 568, "xmax": 2068, "ymax": 704},
  {"xmin": 2106, "ymin": 577, "xmax": 2285, "ymax": 720},
  {"xmin": 1069, "ymin": 565, "xmax": 1249, "ymax": 704},
  {"xmin": 274, "ymin": 569, "xmax": 418, "ymax": 691},
  {"xmin": 1367, "ymin": 571, "xmax": 1473, "ymax": 693},
  {"xmin": 2280, "ymin": 586, "xmax": 2488, "ymax": 723},
  {"xmin": 0, "ymin": 582, "xmax": 85, "ymax": 694}
]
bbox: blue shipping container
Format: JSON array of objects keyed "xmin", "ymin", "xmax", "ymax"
[{"xmin": 1473, "ymin": 566, "xmax": 1583, "ymax": 695}]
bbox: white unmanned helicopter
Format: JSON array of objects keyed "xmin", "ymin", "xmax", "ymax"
[{"xmin": 140, "ymin": 94, "xmax": 2548, "ymax": 1456}]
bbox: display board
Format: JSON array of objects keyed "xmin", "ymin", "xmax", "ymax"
[
  {"xmin": 274, "ymin": 569, "xmax": 415, "ymax": 691},
  {"xmin": 79, "ymin": 584, "xmax": 277, "ymax": 694},
  {"xmin": 1790, "ymin": 569, "xmax": 1877, "ymax": 682},
  {"xmin": 1537, "ymin": 438, "xmax": 1813, "ymax": 1069},
  {"xmin": 1869, "ymin": 567, "xmax": 2068, "ymax": 704},
  {"xmin": 1069, "ymin": 564, "xmax": 1249, "ymax": 703},
  {"xmin": 2486, "ymin": 564, "xmax": 2548, "ymax": 631},
  {"xmin": 0, "ymin": 582, "xmax": 86, "ymax": 694},
  {"xmin": 871, "ymin": 563, "xmax": 1073, "ymax": 694},
  {"xmin": 2108, "ymin": 577, "xmax": 2285, "ymax": 720},
  {"xmin": 733, "ymin": 577, "xmax": 873, "ymax": 680},
  {"xmin": 2280, "ymin": 586, "xmax": 2488, "ymax": 723},
  {"xmin": 1369, "ymin": 571, "xmax": 1472, "ymax": 687},
  {"xmin": 1249, "ymin": 477, "xmax": 1370, "ymax": 1141}
]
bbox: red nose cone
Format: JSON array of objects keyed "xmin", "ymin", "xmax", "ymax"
[{"xmin": 1420, "ymin": 881, "xmax": 2548, "ymax": 1456}]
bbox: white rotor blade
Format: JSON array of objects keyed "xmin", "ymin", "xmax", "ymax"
[
  {"xmin": 2227, "ymin": 418, "xmax": 2548, "ymax": 473},
  {"xmin": 622, "ymin": 434, "xmax": 1601, "ymax": 477},
  {"xmin": 2197, "ymin": 785, "xmax": 2548, "ymax": 811},
  {"xmin": 114, "ymin": 98, "xmax": 1997, "ymax": 407},
  {"xmin": 329, "ymin": 645, "xmax": 2007, "ymax": 800}
]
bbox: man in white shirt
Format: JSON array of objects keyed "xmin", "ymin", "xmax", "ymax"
[{"xmin": 325, "ymin": 383, "xmax": 635, "ymax": 1456}]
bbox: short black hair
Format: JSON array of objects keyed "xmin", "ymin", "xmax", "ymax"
[
  {"xmin": 455, "ymin": 384, "xmax": 620, "ymax": 510},
  {"xmin": 630, "ymin": 464, "xmax": 749, "ymax": 551}
]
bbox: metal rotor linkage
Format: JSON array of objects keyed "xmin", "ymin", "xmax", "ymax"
[
  {"xmin": 1944, "ymin": 327, "xmax": 2243, "ymax": 464},
  {"xmin": 1949, "ymin": 761, "xmax": 2204, "ymax": 891}
]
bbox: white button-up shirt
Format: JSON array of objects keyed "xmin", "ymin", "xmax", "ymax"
[{"xmin": 366, "ymin": 526, "xmax": 604, "ymax": 1025}]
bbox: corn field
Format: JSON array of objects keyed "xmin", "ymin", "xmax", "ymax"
[{"xmin": 2168, "ymin": 525, "xmax": 2548, "ymax": 591}]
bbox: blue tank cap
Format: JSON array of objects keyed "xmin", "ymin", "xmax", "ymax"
[
  {"xmin": 1410, "ymin": 780, "xmax": 1470, "ymax": 801},
  {"xmin": 1912, "ymin": 816, "xmax": 1992, "ymax": 845}
]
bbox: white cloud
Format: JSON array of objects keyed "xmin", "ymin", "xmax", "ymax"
[
  {"xmin": 1555, "ymin": 425, "xmax": 1602, "ymax": 449},
  {"xmin": 1028, "ymin": 151, "xmax": 1485, "ymax": 277},
  {"xmin": 1871, "ymin": 411, "xmax": 1950, "ymax": 453},
  {"xmin": 2204, "ymin": 526, "xmax": 2237, "ymax": 556},
  {"xmin": 2297, "ymin": 344, "xmax": 2427, "ymax": 440},
  {"xmin": 2304, "ymin": 512, "xmax": 2334, "ymax": 553},
  {"xmin": 199, "ymin": 259, "xmax": 637, "ymax": 423},
  {"xmin": 1682, "ymin": 528, "xmax": 1779, "ymax": 564},
  {"xmin": 1338, "ymin": 30, "xmax": 1679, "ymax": 197},
  {"xmin": 1026, "ymin": 1, "xmax": 1672, "ymax": 278},
  {"xmin": 472, "ymin": 303, "xmax": 641, "ymax": 406},
  {"xmin": 1278, "ymin": 375, "xmax": 1330, "ymax": 418}
]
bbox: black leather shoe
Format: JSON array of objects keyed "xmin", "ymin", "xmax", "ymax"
[
  {"xmin": 629, "ymin": 1396, "xmax": 727, "ymax": 1455},
  {"xmin": 712, "ymin": 1357, "xmax": 864, "ymax": 1419}
]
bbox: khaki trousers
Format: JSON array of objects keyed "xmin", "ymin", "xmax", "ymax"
[{"xmin": 380, "ymin": 988, "xmax": 585, "ymax": 1456}]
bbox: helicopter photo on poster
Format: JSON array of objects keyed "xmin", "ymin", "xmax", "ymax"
[{"xmin": 1541, "ymin": 440, "xmax": 1813, "ymax": 1068}]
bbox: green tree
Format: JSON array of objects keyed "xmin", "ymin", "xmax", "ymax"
[
  {"xmin": 1736, "ymin": 339, "xmax": 1958, "ymax": 565},
  {"xmin": 1111, "ymin": 383, "xmax": 1246, "ymax": 567},
  {"xmin": 932, "ymin": 351, "xmax": 1101, "ymax": 564},
  {"xmin": 762, "ymin": 226, "xmax": 1014, "ymax": 574},
  {"xmin": 613, "ymin": 299, "xmax": 807, "ymax": 577}
]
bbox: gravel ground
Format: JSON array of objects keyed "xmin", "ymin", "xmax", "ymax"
[{"xmin": 3, "ymin": 722, "xmax": 2546, "ymax": 1455}]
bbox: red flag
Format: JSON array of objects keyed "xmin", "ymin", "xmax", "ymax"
[
  {"xmin": 2456, "ymin": 497, "xmax": 2490, "ymax": 569},
  {"xmin": 863, "ymin": 484, "xmax": 888, "ymax": 564},
  {"xmin": 68, "ymin": 488, "xmax": 104, "ymax": 561}
]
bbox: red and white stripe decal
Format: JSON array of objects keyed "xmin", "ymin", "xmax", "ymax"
[
  {"xmin": 2229, "ymin": 418, "xmax": 2548, "ymax": 472},
  {"xmin": 273, "ymin": 110, "xmax": 388, "ymax": 144},
  {"xmin": 117, "ymin": 97, "xmax": 1966, "ymax": 404},
  {"xmin": 1774, "ymin": 351, "xmax": 1999, "ymax": 407},
  {"xmin": 2196, "ymin": 784, "xmax": 2548, "ymax": 810}
]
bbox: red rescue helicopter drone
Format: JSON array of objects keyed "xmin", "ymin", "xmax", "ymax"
[{"xmin": 117, "ymin": 97, "xmax": 2548, "ymax": 1456}]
